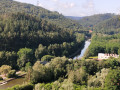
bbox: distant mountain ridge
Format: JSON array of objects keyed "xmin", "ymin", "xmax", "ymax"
[
  {"xmin": 94, "ymin": 15, "xmax": 120, "ymax": 34},
  {"xmin": 65, "ymin": 16, "xmax": 83, "ymax": 20},
  {"xmin": 0, "ymin": 0, "xmax": 83, "ymax": 31},
  {"xmin": 78, "ymin": 13, "xmax": 115, "ymax": 27}
]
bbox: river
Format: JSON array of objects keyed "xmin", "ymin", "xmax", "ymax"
[
  {"xmin": 0, "ymin": 77, "xmax": 26, "ymax": 90},
  {"xmin": 0, "ymin": 40, "xmax": 91, "ymax": 89},
  {"xmin": 73, "ymin": 40, "xmax": 91, "ymax": 59}
]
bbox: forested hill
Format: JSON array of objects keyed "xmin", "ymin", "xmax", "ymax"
[
  {"xmin": 94, "ymin": 16, "xmax": 120, "ymax": 34},
  {"xmin": 0, "ymin": 13, "xmax": 85, "ymax": 57},
  {"xmin": 0, "ymin": 0, "xmax": 83, "ymax": 31},
  {"xmin": 0, "ymin": 13, "xmax": 86, "ymax": 68},
  {"xmin": 78, "ymin": 13, "xmax": 115, "ymax": 27},
  {"xmin": 0, "ymin": 13, "xmax": 72, "ymax": 51}
]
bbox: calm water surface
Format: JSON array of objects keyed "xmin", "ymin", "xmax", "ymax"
[
  {"xmin": 73, "ymin": 40, "xmax": 91, "ymax": 59},
  {"xmin": 0, "ymin": 40, "xmax": 91, "ymax": 89},
  {"xmin": 0, "ymin": 77, "xmax": 26, "ymax": 90}
]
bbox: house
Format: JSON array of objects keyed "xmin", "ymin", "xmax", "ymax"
[{"xmin": 98, "ymin": 53, "xmax": 119, "ymax": 60}]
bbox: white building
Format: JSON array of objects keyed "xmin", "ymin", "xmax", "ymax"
[{"xmin": 98, "ymin": 53, "xmax": 119, "ymax": 60}]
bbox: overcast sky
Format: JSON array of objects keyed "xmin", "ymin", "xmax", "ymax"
[{"xmin": 14, "ymin": 0, "xmax": 120, "ymax": 16}]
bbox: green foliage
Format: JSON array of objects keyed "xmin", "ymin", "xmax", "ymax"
[
  {"xmin": 25, "ymin": 62, "xmax": 32, "ymax": 72},
  {"xmin": 78, "ymin": 13, "xmax": 114, "ymax": 31},
  {"xmin": 0, "ymin": 13, "xmax": 77, "ymax": 51},
  {"xmin": 41, "ymin": 55, "xmax": 55, "ymax": 62},
  {"xmin": 88, "ymin": 68, "xmax": 109, "ymax": 88},
  {"xmin": 35, "ymin": 44, "xmax": 47, "ymax": 59},
  {"xmin": 0, "ymin": 76, "xmax": 3, "ymax": 80},
  {"xmin": 34, "ymin": 33, "xmax": 85, "ymax": 59},
  {"xmin": 31, "ymin": 57, "xmax": 69, "ymax": 83},
  {"xmin": 0, "ymin": 51, "xmax": 17, "ymax": 68},
  {"xmin": 0, "ymin": 0, "xmax": 83, "ymax": 31},
  {"xmin": 86, "ymin": 34, "xmax": 120, "ymax": 57},
  {"xmin": 7, "ymin": 70, "xmax": 16, "ymax": 78},
  {"xmin": 105, "ymin": 68, "xmax": 120, "ymax": 90},
  {"xmin": 94, "ymin": 16, "xmax": 120, "ymax": 34},
  {"xmin": 0, "ymin": 65, "xmax": 12, "ymax": 75},
  {"xmin": 50, "ymin": 57, "xmax": 69, "ymax": 80},
  {"xmin": 7, "ymin": 83, "xmax": 34, "ymax": 90},
  {"xmin": 17, "ymin": 48, "xmax": 34, "ymax": 68},
  {"xmin": 32, "ymin": 61, "xmax": 53, "ymax": 83},
  {"xmin": 68, "ymin": 67, "xmax": 88, "ymax": 85}
]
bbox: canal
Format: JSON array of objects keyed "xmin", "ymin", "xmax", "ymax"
[
  {"xmin": 73, "ymin": 40, "xmax": 91, "ymax": 59},
  {"xmin": 0, "ymin": 77, "xmax": 26, "ymax": 90},
  {"xmin": 0, "ymin": 40, "xmax": 91, "ymax": 89}
]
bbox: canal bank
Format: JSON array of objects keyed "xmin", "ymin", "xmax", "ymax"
[
  {"xmin": 73, "ymin": 40, "xmax": 91, "ymax": 59},
  {"xmin": 0, "ymin": 77, "xmax": 26, "ymax": 90},
  {"xmin": 0, "ymin": 73, "xmax": 26, "ymax": 90},
  {"xmin": 0, "ymin": 39, "xmax": 91, "ymax": 90}
]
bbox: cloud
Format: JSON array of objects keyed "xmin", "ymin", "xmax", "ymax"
[
  {"xmin": 52, "ymin": 0, "xmax": 58, "ymax": 2},
  {"xmin": 81, "ymin": 0, "xmax": 96, "ymax": 15},
  {"xmin": 38, "ymin": 3, "xmax": 44, "ymax": 7},
  {"xmin": 82, "ymin": 0, "xmax": 94, "ymax": 9},
  {"xmin": 59, "ymin": 2, "xmax": 75, "ymax": 9}
]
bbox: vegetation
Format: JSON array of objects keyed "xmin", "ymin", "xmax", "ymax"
[
  {"xmin": 0, "ymin": 76, "xmax": 3, "ymax": 81},
  {"xmin": 0, "ymin": 13, "xmax": 85, "ymax": 69},
  {"xmin": 78, "ymin": 13, "xmax": 114, "ymax": 28},
  {"xmin": 7, "ymin": 83, "xmax": 34, "ymax": 90},
  {"xmin": 94, "ymin": 15, "xmax": 120, "ymax": 34},
  {"xmin": 85, "ymin": 33, "xmax": 120, "ymax": 57},
  {"xmin": 23, "ymin": 57, "xmax": 120, "ymax": 90},
  {"xmin": 1, "ymin": 0, "xmax": 120, "ymax": 90},
  {"xmin": 0, "ymin": 65, "xmax": 16, "ymax": 78},
  {"xmin": 0, "ymin": 0, "xmax": 83, "ymax": 31},
  {"xmin": 41, "ymin": 55, "xmax": 55, "ymax": 62}
]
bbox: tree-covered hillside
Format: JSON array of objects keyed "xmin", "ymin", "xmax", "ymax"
[
  {"xmin": 78, "ymin": 13, "xmax": 115, "ymax": 27},
  {"xmin": 0, "ymin": 13, "xmax": 85, "ymax": 68},
  {"xmin": 94, "ymin": 16, "xmax": 120, "ymax": 34},
  {"xmin": 0, "ymin": 0, "xmax": 83, "ymax": 31}
]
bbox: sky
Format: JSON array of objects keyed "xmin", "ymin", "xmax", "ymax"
[{"xmin": 14, "ymin": 0, "xmax": 120, "ymax": 17}]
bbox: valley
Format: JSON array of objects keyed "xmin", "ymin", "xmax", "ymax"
[{"xmin": 0, "ymin": 0, "xmax": 120, "ymax": 90}]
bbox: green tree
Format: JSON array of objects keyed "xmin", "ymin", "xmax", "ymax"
[
  {"xmin": 35, "ymin": 44, "xmax": 47, "ymax": 59},
  {"xmin": 17, "ymin": 48, "xmax": 34, "ymax": 68},
  {"xmin": 105, "ymin": 68, "xmax": 120, "ymax": 90},
  {"xmin": 0, "ymin": 65, "xmax": 12, "ymax": 76},
  {"xmin": 41, "ymin": 55, "xmax": 55, "ymax": 62}
]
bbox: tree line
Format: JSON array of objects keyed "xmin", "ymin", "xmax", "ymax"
[{"xmin": 85, "ymin": 33, "xmax": 120, "ymax": 57}]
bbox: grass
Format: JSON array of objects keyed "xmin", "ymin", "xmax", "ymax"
[{"xmin": 88, "ymin": 56, "xmax": 98, "ymax": 59}]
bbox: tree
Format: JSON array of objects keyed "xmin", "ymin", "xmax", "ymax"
[
  {"xmin": 31, "ymin": 61, "xmax": 53, "ymax": 83},
  {"xmin": 35, "ymin": 44, "xmax": 47, "ymax": 59},
  {"xmin": 105, "ymin": 68, "xmax": 120, "ymax": 90},
  {"xmin": 118, "ymin": 48, "xmax": 120, "ymax": 56},
  {"xmin": 0, "ymin": 65, "xmax": 12, "ymax": 76},
  {"xmin": 50, "ymin": 56, "xmax": 69, "ymax": 79},
  {"xmin": 41, "ymin": 55, "xmax": 55, "ymax": 62},
  {"xmin": 17, "ymin": 48, "xmax": 34, "ymax": 68},
  {"xmin": 68, "ymin": 67, "xmax": 88, "ymax": 85}
]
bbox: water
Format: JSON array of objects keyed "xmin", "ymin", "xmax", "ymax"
[
  {"xmin": 73, "ymin": 40, "xmax": 91, "ymax": 59},
  {"xmin": 0, "ymin": 40, "xmax": 91, "ymax": 89},
  {"xmin": 0, "ymin": 77, "xmax": 26, "ymax": 90}
]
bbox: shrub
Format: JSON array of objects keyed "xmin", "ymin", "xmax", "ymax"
[
  {"xmin": 7, "ymin": 83, "xmax": 34, "ymax": 90},
  {"xmin": 0, "ymin": 76, "xmax": 3, "ymax": 80},
  {"xmin": 7, "ymin": 70, "xmax": 16, "ymax": 78},
  {"xmin": 41, "ymin": 55, "xmax": 55, "ymax": 62}
]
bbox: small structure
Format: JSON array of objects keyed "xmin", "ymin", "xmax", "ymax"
[
  {"xmin": 98, "ymin": 53, "xmax": 119, "ymax": 60},
  {"xmin": 89, "ymin": 30, "xmax": 93, "ymax": 33}
]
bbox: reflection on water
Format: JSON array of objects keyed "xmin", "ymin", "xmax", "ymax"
[
  {"xmin": 73, "ymin": 40, "xmax": 91, "ymax": 59},
  {"xmin": 0, "ymin": 77, "xmax": 26, "ymax": 90}
]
